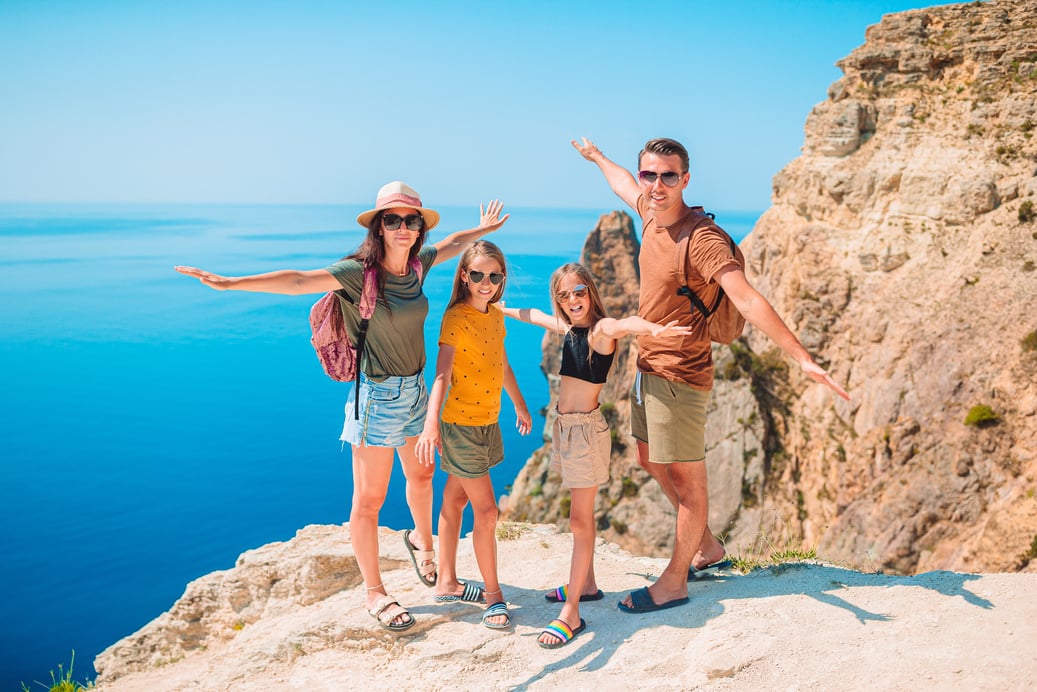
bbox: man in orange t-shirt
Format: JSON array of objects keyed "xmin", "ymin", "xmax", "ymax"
[{"xmin": 573, "ymin": 136, "xmax": 850, "ymax": 614}]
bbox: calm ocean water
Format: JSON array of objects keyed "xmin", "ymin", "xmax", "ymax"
[{"xmin": 0, "ymin": 203, "xmax": 756, "ymax": 688}]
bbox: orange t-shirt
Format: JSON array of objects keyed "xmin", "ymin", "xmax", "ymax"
[{"xmin": 635, "ymin": 195, "xmax": 740, "ymax": 390}]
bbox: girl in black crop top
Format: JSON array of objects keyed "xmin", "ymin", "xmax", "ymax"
[{"xmin": 502, "ymin": 262, "xmax": 691, "ymax": 649}]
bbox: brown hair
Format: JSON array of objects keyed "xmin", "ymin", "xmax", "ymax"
[
  {"xmin": 550, "ymin": 263, "xmax": 607, "ymax": 327},
  {"xmin": 638, "ymin": 138, "xmax": 690, "ymax": 174},
  {"xmin": 345, "ymin": 210, "xmax": 429, "ymax": 303},
  {"xmin": 447, "ymin": 240, "xmax": 507, "ymax": 309}
]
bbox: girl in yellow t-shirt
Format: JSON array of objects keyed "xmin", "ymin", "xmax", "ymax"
[{"xmin": 416, "ymin": 240, "xmax": 531, "ymax": 629}]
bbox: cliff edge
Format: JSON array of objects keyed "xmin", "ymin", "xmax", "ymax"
[{"xmin": 93, "ymin": 523, "xmax": 1037, "ymax": 691}]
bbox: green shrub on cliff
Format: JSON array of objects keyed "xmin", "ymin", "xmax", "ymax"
[
  {"xmin": 964, "ymin": 404, "xmax": 1000, "ymax": 428},
  {"xmin": 1021, "ymin": 534, "xmax": 1037, "ymax": 567},
  {"xmin": 730, "ymin": 525, "xmax": 817, "ymax": 573},
  {"xmin": 1023, "ymin": 330, "xmax": 1037, "ymax": 352},
  {"xmin": 20, "ymin": 651, "xmax": 93, "ymax": 692},
  {"xmin": 495, "ymin": 522, "xmax": 529, "ymax": 541},
  {"xmin": 1020, "ymin": 200, "xmax": 1035, "ymax": 223}
]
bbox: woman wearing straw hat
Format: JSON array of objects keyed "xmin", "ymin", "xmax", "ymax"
[{"xmin": 176, "ymin": 181, "xmax": 508, "ymax": 631}]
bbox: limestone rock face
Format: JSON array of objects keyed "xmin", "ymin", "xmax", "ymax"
[
  {"xmin": 747, "ymin": 0, "xmax": 1037, "ymax": 574},
  {"xmin": 500, "ymin": 212, "xmax": 765, "ymax": 558},
  {"xmin": 505, "ymin": 0, "xmax": 1037, "ymax": 575}
]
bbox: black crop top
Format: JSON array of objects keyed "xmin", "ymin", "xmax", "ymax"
[{"xmin": 559, "ymin": 326, "xmax": 615, "ymax": 384}]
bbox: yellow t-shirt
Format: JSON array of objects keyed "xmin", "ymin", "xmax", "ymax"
[{"xmin": 439, "ymin": 303, "xmax": 505, "ymax": 426}]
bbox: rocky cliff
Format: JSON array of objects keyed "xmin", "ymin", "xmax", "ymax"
[
  {"xmin": 92, "ymin": 523, "xmax": 1037, "ymax": 690},
  {"xmin": 503, "ymin": 0, "xmax": 1037, "ymax": 575}
]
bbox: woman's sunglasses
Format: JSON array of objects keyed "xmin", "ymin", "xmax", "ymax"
[
  {"xmin": 467, "ymin": 270, "xmax": 506, "ymax": 285},
  {"xmin": 638, "ymin": 171, "xmax": 683, "ymax": 188},
  {"xmin": 555, "ymin": 284, "xmax": 589, "ymax": 302},
  {"xmin": 382, "ymin": 213, "xmax": 425, "ymax": 231}
]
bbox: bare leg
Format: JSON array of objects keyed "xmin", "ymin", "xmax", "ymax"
[
  {"xmin": 458, "ymin": 474, "xmax": 508, "ymax": 627},
  {"xmin": 398, "ymin": 435, "xmax": 437, "ymax": 567},
  {"xmin": 351, "ymin": 444, "xmax": 410, "ymax": 626},
  {"xmin": 435, "ymin": 475, "xmax": 469, "ymax": 597},
  {"xmin": 539, "ymin": 485, "xmax": 597, "ymax": 646},
  {"xmin": 638, "ymin": 440, "xmax": 724, "ymax": 570},
  {"xmin": 620, "ymin": 461, "xmax": 708, "ymax": 608},
  {"xmin": 692, "ymin": 530, "xmax": 727, "ymax": 569},
  {"xmin": 637, "ymin": 439, "xmax": 679, "ymax": 507}
]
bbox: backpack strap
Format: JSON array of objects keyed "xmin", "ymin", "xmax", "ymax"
[
  {"xmin": 352, "ymin": 266, "xmax": 377, "ymax": 419},
  {"xmin": 351, "ymin": 256, "xmax": 425, "ymax": 420},
  {"xmin": 674, "ymin": 210, "xmax": 725, "ymax": 320}
]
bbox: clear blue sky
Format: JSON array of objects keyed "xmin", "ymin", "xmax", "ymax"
[{"xmin": 1, "ymin": 0, "xmax": 945, "ymax": 211}]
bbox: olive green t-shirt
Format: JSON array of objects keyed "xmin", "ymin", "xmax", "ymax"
[
  {"xmin": 635, "ymin": 195, "xmax": 740, "ymax": 390},
  {"xmin": 325, "ymin": 245, "xmax": 438, "ymax": 379}
]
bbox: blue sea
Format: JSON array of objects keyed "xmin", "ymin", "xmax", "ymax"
[{"xmin": 0, "ymin": 203, "xmax": 757, "ymax": 689}]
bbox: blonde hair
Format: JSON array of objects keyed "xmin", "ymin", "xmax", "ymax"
[
  {"xmin": 549, "ymin": 263, "xmax": 607, "ymax": 327},
  {"xmin": 447, "ymin": 240, "xmax": 508, "ymax": 308}
]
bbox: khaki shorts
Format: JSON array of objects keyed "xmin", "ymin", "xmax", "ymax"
[
  {"xmin": 630, "ymin": 371, "xmax": 709, "ymax": 463},
  {"xmin": 439, "ymin": 421, "xmax": 504, "ymax": 479},
  {"xmin": 551, "ymin": 408, "xmax": 611, "ymax": 488}
]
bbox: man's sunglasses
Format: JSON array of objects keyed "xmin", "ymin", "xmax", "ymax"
[
  {"xmin": 467, "ymin": 270, "xmax": 506, "ymax": 285},
  {"xmin": 382, "ymin": 213, "xmax": 425, "ymax": 231},
  {"xmin": 555, "ymin": 284, "xmax": 589, "ymax": 302},
  {"xmin": 638, "ymin": 171, "xmax": 683, "ymax": 187}
]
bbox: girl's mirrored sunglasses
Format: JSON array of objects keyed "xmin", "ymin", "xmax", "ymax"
[
  {"xmin": 556, "ymin": 284, "xmax": 589, "ymax": 302},
  {"xmin": 638, "ymin": 171, "xmax": 683, "ymax": 187},
  {"xmin": 467, "ymin": 270, "xmax": 506, "ymax": 285},
  {"xmin": 382, "ymin": 213, "xmax": 425, "ymax": 231}
]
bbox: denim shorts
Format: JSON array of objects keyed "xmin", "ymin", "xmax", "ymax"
[{"xmin": 340, "ymin": 372, "xmax": 428, "ymax": 448}]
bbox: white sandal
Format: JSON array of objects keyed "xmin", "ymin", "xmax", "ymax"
[
  {"xmin": 404, "ymin": 529, "xmax": 437, "ymax": 587},
  {"xmin": 368, "ymin": 595, "xmax": 415, "ymax": 632}
]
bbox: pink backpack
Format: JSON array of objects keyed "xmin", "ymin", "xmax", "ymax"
[{"xmin": 309, "ymin": 257, "xmax": 423, "ymax": 418}]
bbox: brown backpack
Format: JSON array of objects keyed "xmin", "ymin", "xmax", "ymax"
[{"xmin": 674, "ymin": 208, "xmax": 746, "ymax": 345}]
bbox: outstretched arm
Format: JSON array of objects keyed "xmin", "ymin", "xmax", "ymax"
[
  {"xmin": 432, "ymin": 200, "xmax": 510, "ymax": 265},
  {"xmin": 571, "ymin": 137, "xmax": 641, "ymax": 210},
  {"xmin": 595, "ymin": 316, "xmax": 692, "ymax": 340},
  {"xmin": 588, "ymin": 316, "xmax": 692, "ymax": 356},
  {"xmin": 174, "ymin": 266, "xmax": 341, "ymax": 295},
  {"xmin": 500, "ymin": 305, "xmax": 567, "ymax": 334},
  {"xmin": 416, "ymin": 344, "xmax": 456, "ymax": 467},
  {"xmin": 502, "ymin": 348, "xmax": 532, "ymax": 436},
  {"xmin": 717, "ymin": 266, "xmax": 850, "ymax": 400}
]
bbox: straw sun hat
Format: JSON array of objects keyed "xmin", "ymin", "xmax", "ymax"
[{"xmin": 356, "ymin": 181, "xmax": 440, "ymax": 230}]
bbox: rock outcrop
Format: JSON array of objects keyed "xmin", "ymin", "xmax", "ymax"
[
  {"xmin": 500, "ymin": 212, "xmax": 764, "ymax": 558},
  {"xmin": 92, "ymin": 523, "xmax": 1037, "ymax": 691},
  {"xmin": 504, "ymin": 0, "xmax": 1037, "ymax": 576}
]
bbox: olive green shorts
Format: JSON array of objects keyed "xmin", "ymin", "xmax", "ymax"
[
  {"xmin": 439, "ymin": 421, "xmax": 504, "ymax": 479},
  {"xmin": 630, "ymin": 371, "xmax": 709, "ymax": 463}
]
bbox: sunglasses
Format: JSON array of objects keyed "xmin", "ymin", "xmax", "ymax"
[
  {"xmin": 467, "ymin": 270, "xmax": 506, "ymax": 285},
  {"xmin": 638, "ymin": 170, "xmax": 683, "ymax": 187},
  {"xmin": 555, "ymin": 284, "xmax": 589, "ymax": 302},
  {"xmin": 382, "ymin": 213, "xmax": 425, "ymax": 231}
]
